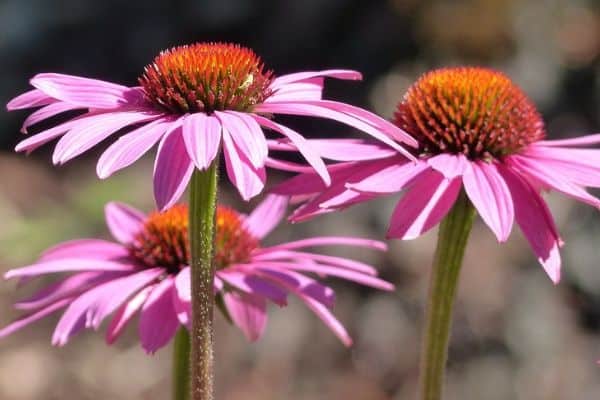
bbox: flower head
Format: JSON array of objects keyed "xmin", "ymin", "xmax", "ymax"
[
  {"xmin": 0, "ymin": 196, "xmax": 392, "ymax": 352},
  {"xmin": 273, "ymin": 66, "xmax": 600, "ymax": 284},
  {"xmin": 8, "ymin": 42, "xmax": 416, "ymax": 209}
]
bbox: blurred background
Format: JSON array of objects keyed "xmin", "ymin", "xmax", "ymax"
[{"xmin": 0, "ymin": 0, "xmax": 599, "ymax": 398}]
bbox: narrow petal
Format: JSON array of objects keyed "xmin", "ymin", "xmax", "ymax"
[
  {"xmin": 259, "ymin": 237, "xmax": 387, "ymax": 252},
  {"xmin": 20, "ymin": 102, "xmax": 82, "ymax": 133},
  {"xmin": 537, "ymin": 133, "xmax": 600, "ymax": 147},
  {"xmin": 14, "ymin": 114, "xmax": 89, "ymax": 154},
  {"xmin": 266, "ymin": 77, "xmax": 325, "ymax": 102},
  {"xmin": 30, "ymin": 73, "xmax": 142, "ymax": 109},
  {"xmin": 106, "ymin": 285, "xmax": 153, "ymax": 344},
  {"xmin": 254, "ymin": 268, "xmax": 335, "ymax": 308},
  {"xmin": 182, "ymin": 113, "xmax": 222, "ymax": 171},
  {"xmin": 5, "ymin": 259, "xmax": 135, "ymax": 280},
  {"xmin": 6, "ymin": 89, "xmax": 55, "ymax": 110},
  {"xmin": 216, "ymin": 111, "xmax": 267, "ymax": 169},
  {"xmin": 268, "ymin": 70, "xmax": 362, "ymax": 89},
  {"xmin": 139, "ymin": 277, "xmax": 180, "ymax": 353},
  {"xmin": 522, "ymin": 145, "xmax": 600, "ymax": 187},
  {"xmin": 253, "ymin": 115, "xmax": 330, "ymax": 185},
  {"xmin": 217, "ymin": 270, "xmax": 287, "ymax": 306},
  {"xmin": 463, "ymin": 161, "xmax": 514, "ymax": 242},
  {"xmin": 346, "ymin": 158, "xmax": 428, "ymax": 194},
  {"xmin": 387, "ymin": 170, "xmax": 462, "ymax": 239},
  {"xmin": 222, "ymin": 127, "xmax": 266, "ymax": 200},
  {"xmin": 427, "ymin": 153, "xmax": 469, "ymax": 179},
  {"xmin": 0, "ymin": 298, "xmax": 71, "ymax": 338},
  {"xmin": 253, "ymin": 250, "xmax": 378, "ymax": 276},
  {"xmin": 104, "ymin": 202, "xmax": 145, "ymax": 244},
  {"xmin": 39, "ymin": 239, "xmax": 129, "ymax": 262},
  {"xmin": 52, "ymin": 111, "xmax": 160, "ymax": 165},
  {"xmin": 243, "ymin": 194, "xmax": 287, "ymax": 239},
  {"xmin": 499, "ymin": 166, "xmax": 562, "ymax": 283},
  {"xmin": 223, "ymin": 291, "xmax": 268, "ymax": 341},
  {"xmin": 153, "ymin": 123, "xmax": 194, "ymax": 210},
  {"xmin": 96, "ymin": 118, "xmax": 171, "ymax": 179}
]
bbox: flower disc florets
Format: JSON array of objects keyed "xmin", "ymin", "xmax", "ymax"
[
  {"xmin": 394, "ymin": 67, "xmax": 545, "ymax": 160},
  {"xmin": 129, "ymin": 204, "xmax": 259, "ymax": 273},
  {"xmin": 139, "ymin": 42, "xmax": 274, "ymax": 114}
]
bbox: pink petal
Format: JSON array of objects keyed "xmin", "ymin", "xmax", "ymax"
[
  {"xmin": 537, "ymin": 133, "xmax": 600, "ymax": 147},
  {"xmin": 139, "ymin": 277, "xmax": 180, "ymax": 353},
  {"xmin": 427, "ymin": 153, "xmax": 469, "ymax": 179},
  {"xmin": 153, "ymin": 123, "xmax": 194, "ymax": 211},
  {"xmin": 264, "ymin": 157, "xmax": 318, "ymax": 173},
  {"xmin": 104, "ymin": 202, "xmax": 145, "ymax": 244},
  {"xmin": 6, "ymin": 89, "xmax": 55, "ymax": 110},
  {"xmin": 271, "ymin": 162, "xmax": 354, "ymax": 196},
  {"xmin": 222, "ymin": 127, "xmax": 266, "ymax": 200},
  {"xmin": 172, "ymin": 268, "xmax": 191, "ymax": 326},
  {"xmin": 387, "ymin": 170, "xmax": 462, "ymax": 239},
  {"xmin": 266, "ymin": 77, "xmax": 325, "ymax": 102},
  {"xmin": 346, "ymin": 158, "xmax": 428, "ymax": 194},
  {"xmin": 297, "ymin": 139, "xmax": 397, "ymax": 162},
  {"xmin": 268, "ymin": 70, "xmax": 362, "ymax": 89},
  {"xmin": 106, "ymin": 285, "xmax": 153, "ymax": 344},
  {"xmin": 20, "ymin": 102, "xmax": 82, "ymax": 133},
  {"xmin": 39, "ymin": 239, "xmax": 129, "ymax": 262},
  {"xmin": 254, "ymin": 102, "xmax": 414, "ymax": 159},
  {"xmin": 217, "ymin": 269, "xmax": 287, "ymax": 306},
  {"xmin": 52, "ymin": 111, "xmax": 160, "ymax": 165},
  {"xmin": 0, "ymin": 298, "xmax": 72, "ymax": 339},
  {"xmin": 253, "ymin": 268, "xmax": 335, "ymax": 308},
  {"xmin": 522, "ymin": 145, "xmax": 600, "ymax": 187},
  {"xmin": 5, "ymin": 259, "xmax": 135, "ymax": 280},
  {"xmin": 243, "ymin": 194, "xmax": 288, "ymax": 239},
  {"xmin": 499, "ymin": 165, "xmax": 562, "ymax": 283},
  {"xmin": 253, "ymin": 115, "xmax": 330, "ymax": 185},
  {"xmin": 216, "ymin": 111, "xmax": 267, "ymax": 169},
  {"xmin": 463, "ymin": 161, "xmax": 514, "ymax": 242},
  {"xmin": 253, "ymin": 250, "xmax": 378, "ymax": 275},
  {"xmin": 223, "ymin": 291, "xmax": 268, "ymax": 341},
  {"xmin": 182, "ymin": 113, "xmax": 222, "ymax": 170},
  {"xmin": 259, "ymin": 236, "xmax": 387, "ymax": 252},
  {"xmin": 30, "ymin": 73, "xmax": 140, "ymax": 109},
  {"xmin": 14, "ymin": 113, "xmax": 92, "ymax": 154},
  {"xmin": 96, "ymin": 118, "xmax": 171, "ymax": 179}
]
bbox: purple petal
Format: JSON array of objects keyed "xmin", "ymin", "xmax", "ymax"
[
  {"xmin": 387, "ymin": 170, "xmax": 462, "ymax": 239},
  {"xmin": 0, "ymin": 298, "xmax": 71, "ymax": 339},
  {"xmin": 217, "ymin": 269, "xmax": 288, "ymax": 306},
  {"xmin": 153, "ymin": 123, "xmax": 194, "ymax": 211},
  {"xmin": 106, "ymin": 285, "xmax": 153, "ymax": 344},
  {"xmin": 6, "ymin": 89, "xmax": 55, "ymax": 110},
  {"xmin": 96, "ymin": 118, "xmax": 171, "ymax": 179},
  {"xmin": 139, "ymin": 277, "xmax": 180, "ymax": 354},
  {"xmin": 243, "ymin": 194, "xmax": 287, "ymax": 239},
  {"xmin": 20, "ymin": 102, "xmax": 82, "ymax": 133},
  {"xmin": 5, "ymin": 259, "xmax": 135, "ymax": 280},
  {"xmin": 30, "ymin": 73, "xmax": 139, "ymax": 109},
  {"xmin": 39, "ymin": 239, "xmax": 129, "ymax": 262},
  {"xmin": 222, "ymin": 127, "xmax": 266, "ymax": 200},
  {"xmin": 182, "ymin": 113, "xmax": 222, "ymax": 170},
  {"xmin": 14, "ymin": 114, "xmax": 90, "ymax": 154},
  {"xmin": 104, "ymin": 202, "xmax": 145, "ymax": 244},
  {"xmin": 346, "ymin": 158, "xmax": 428, "ymax": 194},
  {"xmin": 223, "ymin": 291, "xmax": 268, "ymax": 341},
  {"xmin": 499, "ymin": 165, "xmax": 562, "ymax": 283},
  {"xmin": 254, "ymin": 268, "xmax": 335, "ymax": 308},
  {"xmin": 463, "ymin": 161, "xmax": 514, "ymax": 242},
  {"xmin": 254, "ymin": 115, "xmax": 330, "ymax": 185},
  {"xmin": 52, "ymin": 111, "xmax": 160, "ymax": 165},
  {"xmin": 216, "ymin": 111, "xmax": 267, "ymax": 169}
]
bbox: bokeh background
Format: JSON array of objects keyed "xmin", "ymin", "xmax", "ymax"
[{"xmin": 1, "ymin": 0, "xmax": 599, "ymax": 398}]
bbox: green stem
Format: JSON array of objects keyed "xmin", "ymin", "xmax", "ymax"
[
  {"xmin": 173, "ymin": 328, "xmax": 190, "ymax": 400},
  {"xmin": 189, "ymin": 159, "xmax": 219, "ymax": 400},
  {"xmin": 419, "ymin": 192, "xmax": 476, "ymax": 400}
]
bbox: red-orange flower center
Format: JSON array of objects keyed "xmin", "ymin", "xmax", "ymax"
[
  {"xmin": 139, "ymin": 42, "xmax": 274, "ymax": 114},
  {"xmin": 129, "ymin": 204, "xmax": 259, "ymax": 273},
  {"xmin": 393, "ymin": 67, "xmax": 545, "ymax": 160}
]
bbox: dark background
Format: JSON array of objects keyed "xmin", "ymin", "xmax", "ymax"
[{"xmin": 0, "ymin": 0, "xmax": 599, "ymax": 399}]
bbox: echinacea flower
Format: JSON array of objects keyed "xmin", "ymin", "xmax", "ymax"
[
  {"xmin": 273, "ymin": 67, "xmax": 600, "ymax": 284},
  {"xmin": 7, "ymin": 42, "xmax": 416, "ymax": 210},
  {"xmin": 0, "ymin": 195, "xmax": 392, "ymax": 352}
]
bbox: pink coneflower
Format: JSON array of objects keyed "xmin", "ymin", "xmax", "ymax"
[
  {"xmin": 274, "ymin": 67, "xmax": 600, "ymax": 283},
  {"xmin": 0, "ymin": 195, "xmax": 392, "ymax": 352},
  {"xmin": 7, "ymin": 42, "xmax": 416, "ymax": 210}
]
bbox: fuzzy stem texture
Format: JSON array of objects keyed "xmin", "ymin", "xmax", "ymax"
[
  {"xmin": 189, "ymin": 159, "xmax": 219, "ymax": 400},
  {"xmin": 418, "ymin": 192, "xmax": 475, "ymax": 400},
  {"xmin": 173, "ymin": 327, "xmax": 191, "ymax": 400}
]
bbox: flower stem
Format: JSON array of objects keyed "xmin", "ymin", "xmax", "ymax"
[
  {"xmin": 189, "ymin": 159, "xmax": 219, "ymax": 400},
  {"xmin": 173, "ymin": 328, "xmax": 190, "ymax": 400},
  {"xmin": 418, "ymin": 192, "xmax": 475, "ymax": 400}
]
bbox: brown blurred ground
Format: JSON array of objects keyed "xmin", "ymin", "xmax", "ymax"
[{"xmin": 0, "ymin": 0, "xmax": 599, "ymax": 399}]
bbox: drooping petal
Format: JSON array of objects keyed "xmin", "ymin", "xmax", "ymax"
[
  {"xmin": 96, "ymin": 118, "xmax": 171, "ymax": 179},
  {"xmin": 293, "ymin": 139, "xmax": 397, "ymax": 162},
  {"xmin": 222, "ymin": 127, "xmax": 266, "ymax": 200},
  {"xmin": 20, "ymin": 102, "xmax": 82, "ymax": 133},
  {"xmin": 216, "ymin": 111, "xmax": 267, "ymax": 169},
  {"xmin": 427, "ymin": 153, "xmax": 469, "ymax": 179},
  {"xmin": 52, "ymin": 111, "xmax": 160, "ymax": 165},
  {"xmin": 181, "ymin": 113, "xmax": 222, "ymax": 171},
  {"xmin": 253, "ymin": 268, "xmax": 335, "ymax": 308},
  {"xmin": 6, "ymin": 89, "xmax": 55, "ymax": 110},
  {"xmin": 266, "ymin": 77, "xmax": 325, "ymax": 102},
  {"xmin": 5, "ymin": 259, "xmax": 135, "ymax": 280},
  {"xmin": 253, "ymin": 250, "xmax": 378, "ymax": 276},
  {"xmin": 537, "ymin": 133, "xmax": 600, "ymax": 147},
  {"xmin": 463, "ymin": 161, "xmax": 514, "ymax": 242},
  {"xmin": 0, "ymin": 298, "xmax": 72, "ymax": 338},
  {"xmin": 499, "ymin": 165, "xmax": 562, "ymax": 283},
  {"xmin": 258, "ymin": 236, "xmax": 387, "ymax": 253},
  {"xmin": 104, "ymin": 202, "xmax": 145, "ymax": 244},
  {"xmin": 243, "ymin": 194, "xmax": 288, "ymax": 239},
  {"xmin": 268, "ymin": 70, "xmax": 362, "ymax": 89},
  {"xmin": 139, "ymin": 277, "xmax": 180, "ymax": 354},
  {"xmin": 217, "ymin": 270, "xmax": 287, "ymax": 306},
  {"xmin": 30, "ymin": 73, "xmax": 142, "ymax": 109},
  {"xmin": 223, "ymin": 291, "xmax": 268, "ymax": 341},
  {"xmin": 14, "ymin": 113, "xmax": 94, "ymax": 153},
  {"xmin": 346, "ymin": 158, "xmax": 428, "ymax": 194},
  {"xmin": 39, "ymin": 239, "xmax": 129, "ymax": 262},
  {"xmin": 153, "ymin": 123, "xmax": 194, "ymax": 211},
  {"xmin": 387, "ymin": 170, "xmax": 462, "ymax": 239},
  {"xmin": 253, "ymin": 115, "xmax": 330, "ymax": 185},
  {"xmin": 106, "ymin": 285, "xmax": 153, "ymax": 344}
]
